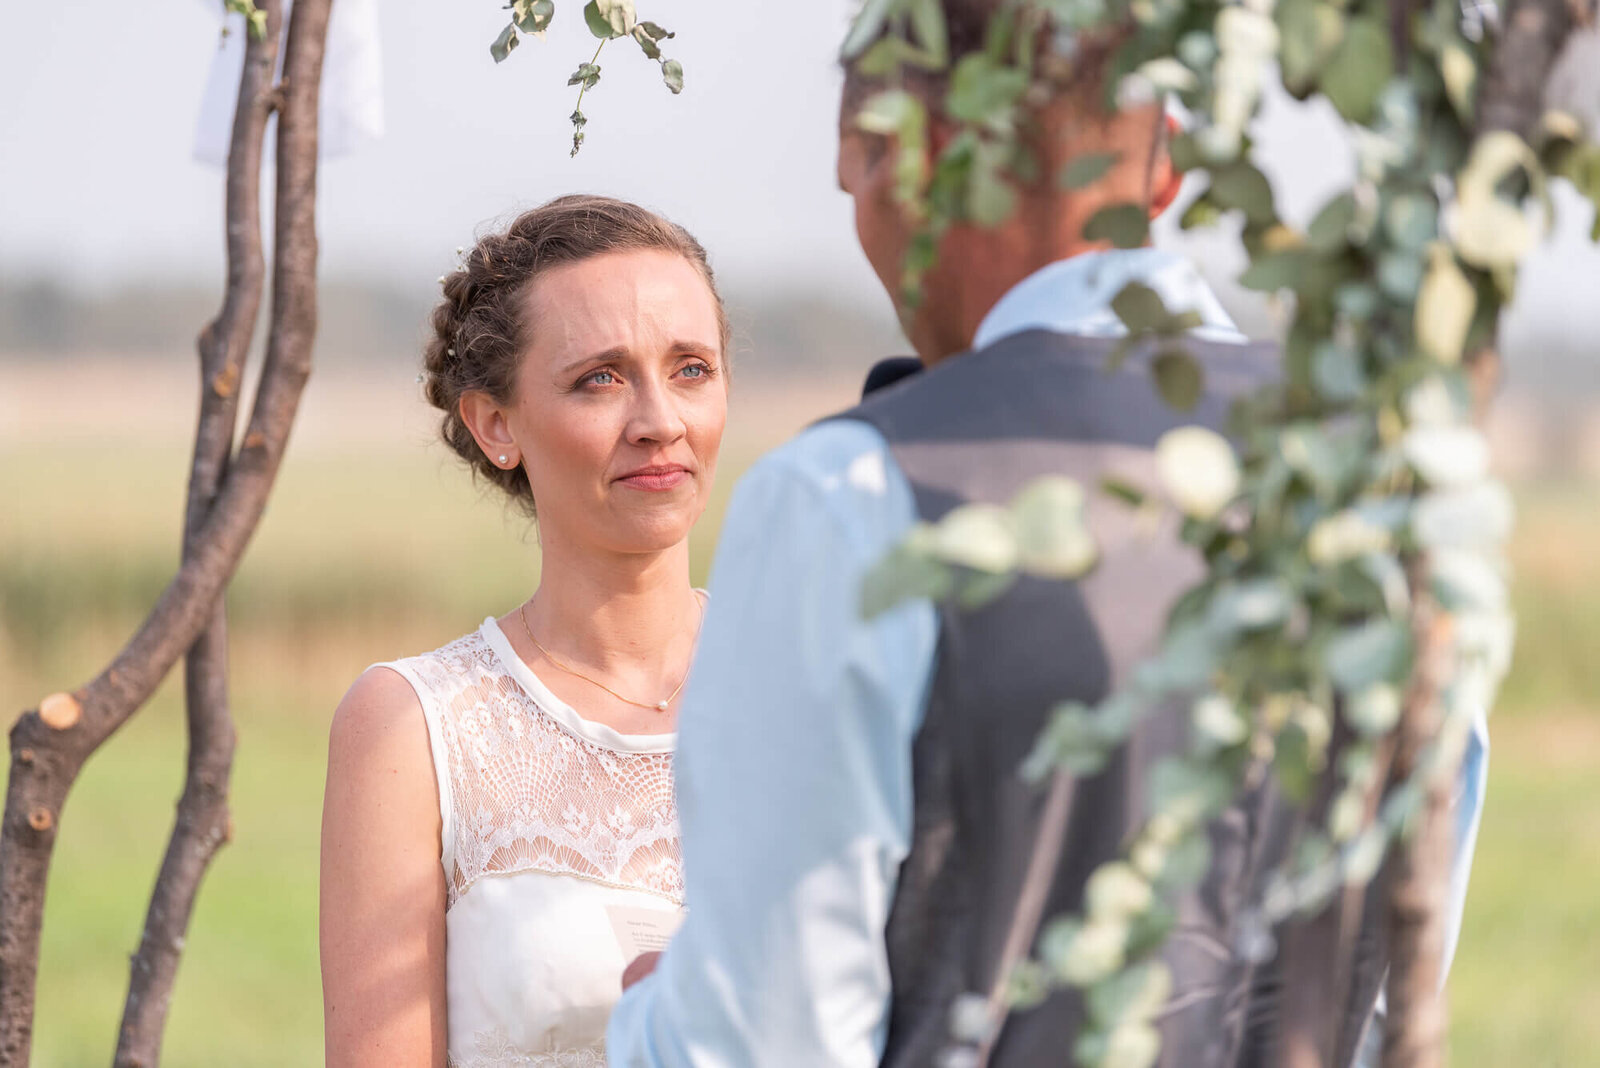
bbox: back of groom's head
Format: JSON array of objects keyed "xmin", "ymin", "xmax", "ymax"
[{"xmin": 836, "ymin": 3, "xmax": 1179, "ymax": 365}]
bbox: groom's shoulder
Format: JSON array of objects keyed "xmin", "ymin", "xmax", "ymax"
[{"xmin": 751, "ymin": 416, "xmax": 897, "ymax": 495}]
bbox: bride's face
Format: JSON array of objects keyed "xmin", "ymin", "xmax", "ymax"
[{"xmin": 494, "ymin": 249, "xmax": 728, "ymax": 557}]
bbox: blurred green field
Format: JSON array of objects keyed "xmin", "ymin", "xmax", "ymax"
[{"xmin": 2, "ymin": 408, "xmax": 1598, "ymax": 1065}]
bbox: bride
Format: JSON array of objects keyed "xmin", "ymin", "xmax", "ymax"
[{"xmin": 319, "ymin": 195, "xmax": 729, "ymax": 1066}]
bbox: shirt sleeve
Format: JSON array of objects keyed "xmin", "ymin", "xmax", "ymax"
[{"xmin": 605, "ymin": 420, "xmax": 939, "ymax": 1068}]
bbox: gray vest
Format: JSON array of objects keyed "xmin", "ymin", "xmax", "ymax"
[{"xmin": 837, "ymin": 330, "xmax": 1384, "ymax": 1068}]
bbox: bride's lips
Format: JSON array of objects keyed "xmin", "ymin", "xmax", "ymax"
[{"xmin": 615, "ymin": 463, "xmax": 692, "ymax": 491}]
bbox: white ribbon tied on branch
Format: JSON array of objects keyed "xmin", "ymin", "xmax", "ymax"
[{"xmin": 193, "ymin": 0, "xmax": 384, "ymax": 166}]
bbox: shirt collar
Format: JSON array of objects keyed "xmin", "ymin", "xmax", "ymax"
[{"xmin": 970, "ymin": 247, "xmax": 1246, "ymax": 352}]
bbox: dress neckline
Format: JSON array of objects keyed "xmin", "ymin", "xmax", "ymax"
[{"xmin": 478, "ymin": 615, "xmax": 680, "ymax": 755}]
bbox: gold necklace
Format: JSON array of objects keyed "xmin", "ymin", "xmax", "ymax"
[{"xmin": 519, "ymin": 595, "xmax": 703, "ymax": 713}]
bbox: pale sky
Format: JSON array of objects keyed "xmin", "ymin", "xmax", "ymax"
[{"xmin": 3, "ymin": 0, "xmax": 1597, "ymax": 355}]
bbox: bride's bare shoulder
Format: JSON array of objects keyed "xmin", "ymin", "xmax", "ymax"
[{"xmin": 326, "ymin": 665, "xmax": 431, "ymax": 790}]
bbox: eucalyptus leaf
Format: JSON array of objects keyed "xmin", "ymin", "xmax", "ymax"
[
  {"xmin": 1325, "ymin": 619, "xmax": 1413, "ymax": 694},
  {"xmin": 1061, "ymin": 152, "xmax": 1119, "ymax": 190},
  {"xmin": 1277, "ymin": 0, "xmax": 1346, "ymax": 94},
  {"xmin": 1320, "ymin": 17, "xmax": 1393, "ymax": 124},
  {"xmin": 1084, "ymin": 204, "xmax": 1151, "ymax": 249},
  {"xmin": 840, "ymin": 0, "xmax": 897, "ymax": 60},
  {"xmin": 583, "ymin": 0, "xmax": 621, "ymax": 38},
  {"xmin": 490, "ymin": 23, "xmax": 520, "ymax": 63},
  {"xmin": 631, "ymin": 25, "xmax": 661, "ymax": 59},
  {"xmin": 1306, "ymin": 193, "xmax": 1358, "ymax": 252},
  {"xmin": 1141, "ymin": 621, "xmax": 1221, "ymax": 691},
  {"xmin": 512, "ymin": 0, "xmax": 555, "ymax": 34},
  {"xmin": 1383, "ymin": 193, "xmax": 1439, "ymax": 251},
  {"xmin": 1152, "ymin": 346, "xmax": 1204, "ymax": 411},
  {"xmin": 1377, "ymin": 251, "xmax": 1424, "ymax": 302},
  {"xmin": 1111, "ymin": 282, "xmax": 1170, "ymax": 334},
  {"xmin": 907, "ymin": 0, "xmax": 950, "ymax": 67},
  {"xmin": 661, "ymin": 58, "xmax": 684, "ymax": 94},
  {"xmin": 1312, "ymin": 342, "xmax": 1364, "ymax": 401},
  {"xmin": 967, "ymin": 159, "xmax": 1018, "ymax": 226},
  {"xmin": 1100, "ymin": 476, "xmax": 1148, "ymax": 508},
  {"xmin": 584, "ymin": 0, "xmax": 634, "ymax": 37},
  {"xmin": 946, "ymin": 53, "xmax": 1028, "ymax": 124},
  {"xmin": 1021, "ymin": 701, "xmax": 1113, "ymax": 782},
  {"xmin": 861, "ymin": 540, "xmax": 954, "ymax": 619},
  {"xmin": 1208, "ymin": 162, "xmax": 1277, "ymax": 225},
  {"xmin": 1149, "ymin": 758, "xmax": 1233, "ymax": 828},
  {"xmin": 1208, "ymin": 578, "xmax": 1294, "ymax": 633},
  {"xmin": 1086, "ymin": 962, "xmax": 1172, "ymax": 1030},
  {"xmin": 956, "ymin": 568, "xmax": 1020, "ymax": 610}
]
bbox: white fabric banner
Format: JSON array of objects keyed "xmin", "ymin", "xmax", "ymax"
[{"xmin": 193, "ymin": 0, "xmax": 384, "ymax": 166}]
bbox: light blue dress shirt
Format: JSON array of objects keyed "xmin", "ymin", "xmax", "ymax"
[{"xmin": 606, "ymin": 248, "xmax": 1488, "ymax": 1066}]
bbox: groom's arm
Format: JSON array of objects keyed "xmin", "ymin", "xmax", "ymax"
[{"xmin": 606, "ymin": 420, "xmax": 938, "ymax": 1067}]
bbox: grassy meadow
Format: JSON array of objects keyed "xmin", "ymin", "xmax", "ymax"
[{"xmin": 2, "ymin": 359, "xmax": 1597, "ymax": 1065}]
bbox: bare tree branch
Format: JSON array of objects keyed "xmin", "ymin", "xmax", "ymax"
[
  {"xmin": 112, "ymin": 1, "xmax": 282, "ymax": 1061},
  {"xmin": 1380, "ymin": 578, "xmax": 1453, "ymax": 1068},
  {"xmin": 0, "ymin": 0, "xmax": 331, "ymax": 1060},
  {"xmin": 1478, "ymin": 0, "xmax": 1583, "ymax": 138}
]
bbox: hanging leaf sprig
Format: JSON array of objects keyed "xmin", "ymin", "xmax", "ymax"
[{"xmin": 490, "ymin": 0, "xmax": 683, "ymax": 156}]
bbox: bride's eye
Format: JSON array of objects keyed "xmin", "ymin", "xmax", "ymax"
[
  {"xmin": 678, "ymin": 361, "xmax": 714, "ymax": 380},
  {"xmin": 584, "ymin": 369, "xmax": 618, "ymax": 387}
]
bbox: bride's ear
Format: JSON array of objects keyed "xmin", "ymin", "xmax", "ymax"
[{"xmin": 460, "ymin": 391, "xmax": 521, "ymax": 471}]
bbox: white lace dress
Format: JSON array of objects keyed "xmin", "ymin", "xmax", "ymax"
[{"xmin": 376, "ymin": 617, "xmax": 682, "ymax": 1067}]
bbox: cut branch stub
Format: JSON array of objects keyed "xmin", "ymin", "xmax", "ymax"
[{"xmin": 36, "ymin": 695, "xmax": 80, "ymax": 732}]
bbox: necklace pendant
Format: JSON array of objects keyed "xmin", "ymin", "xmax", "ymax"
[{"xmin": 656, "ymin": 700, "xmax": 669, "ymax": 712}]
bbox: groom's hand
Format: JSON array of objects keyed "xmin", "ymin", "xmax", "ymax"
[{"xmin": 622, "ymin": 951, "xmax": 662, "ymax": 991}]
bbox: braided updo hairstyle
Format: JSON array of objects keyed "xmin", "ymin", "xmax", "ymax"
[{"xmin": 422, "ymin": 194, "xmax": 729, "ymax": 516}]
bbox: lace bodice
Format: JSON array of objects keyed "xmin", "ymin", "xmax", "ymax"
[{"xmin": 377, "ymin": 618, "xmax": 683, "ymax": 1067}]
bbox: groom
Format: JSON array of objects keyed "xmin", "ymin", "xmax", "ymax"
[{"xmin": 609, "ymin": 6, "xmax": 1481, "ymax": 1066}]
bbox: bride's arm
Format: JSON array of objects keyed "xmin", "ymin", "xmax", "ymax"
[{"xmin": 320, "ymin": 667, "xmax": 449, "ymax": 1067}]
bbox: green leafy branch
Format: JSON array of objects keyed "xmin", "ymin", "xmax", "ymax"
[{"xmin": 490, "ymin": 0, "xmax": 683, "ymax": 156}]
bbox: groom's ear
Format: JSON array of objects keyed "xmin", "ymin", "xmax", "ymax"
[{"xmin": 1147, "ymin": 113, "xmax": 1184, "ymax": 218}]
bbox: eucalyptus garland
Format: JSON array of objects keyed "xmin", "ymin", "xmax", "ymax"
[{"xmin": 848, "ymin": 2, "xmax": 1599, "ymax": 1066}]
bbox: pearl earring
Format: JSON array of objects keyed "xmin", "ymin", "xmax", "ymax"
[{"xmin": 498, "ymin": 454, "xmax": 509, "ymax": 466}]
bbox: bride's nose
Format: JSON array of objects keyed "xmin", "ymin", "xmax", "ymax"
[{"xmin": 624, "ymin": 376, "xmax": 687, "ymax": 446}]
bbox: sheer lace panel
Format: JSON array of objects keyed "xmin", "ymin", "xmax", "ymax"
[
  {"xmin": 452, "ymin": 1033, "xmax": 605, "ymax": 1068},
  {"xmin": 395, "ymin": 629, "xmax": 682, "ymax": 909}
]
